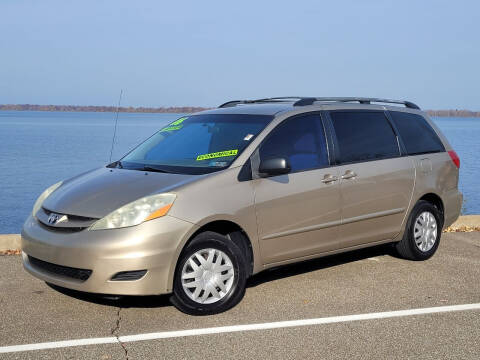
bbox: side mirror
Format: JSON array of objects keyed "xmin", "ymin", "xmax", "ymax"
[{"xmin": 259, "ymin": 157, "xmax": 291, "ymax": 176}]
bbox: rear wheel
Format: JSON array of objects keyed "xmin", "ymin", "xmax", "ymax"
[
  {"xmin": 172, "ymin": 231, "xmax": 247, "ymax": 315},
  {"xmin": 395, "ymin": 200, "xmax": 443, "ymax": 260}
]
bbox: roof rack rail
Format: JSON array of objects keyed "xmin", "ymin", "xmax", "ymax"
[
  {"xmin": 218, "ymin": 97, "xmax": 420, "ymax": 110},
  {"xmin": 292, "ymin": 97, "xmax": 420, "ymax": 109},
  {"xmin": 218, "ymin": 97, "xmax": 306, "ymax": 108}
]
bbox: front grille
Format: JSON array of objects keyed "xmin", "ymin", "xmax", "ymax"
[
  {"xmin": 38, "ymin": 221, "xmax": 86, "ymax": 233},
  {"xmin": 28, "ymin": 256, "xmax": 92, "ymax": 282},
  {"xmin": 43, "ymin": 208, "xmax": 97, "ymax": 222},
  {"xmin": 37, "ymin": 208, "xmax": 98, "ymax": 232}
]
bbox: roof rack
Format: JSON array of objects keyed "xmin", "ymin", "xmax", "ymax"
[
  {"xmin": 218, "ymin": 97, "xmax": 306, "ymax": 108},
  {"xmin": 218, "ymin": 97, "xmax": 420, "ymax": 110},
  {"xmin": 292, "ymin": 97, "xmax": 420, "ymax": 109}
]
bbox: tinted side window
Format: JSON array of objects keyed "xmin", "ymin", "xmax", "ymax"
[
  {"xmin": 330, "ymin": 111, "xmax": 399, "ymax": 164},
  {"xmin": 259, "ymin": 113, "xmax": 328, "ymax": 173},
  {"xmin": 389, "ymin": 111, "xmax": 445, "ymax": 155}
]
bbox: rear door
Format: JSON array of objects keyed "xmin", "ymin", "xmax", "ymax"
[
  {"xmin": 252, "ymin": 112, "xmax": 341, "ymax": 264},
  {"xmin": 326, "ymin": 110, "xmax": 415, "ymax": 248}
]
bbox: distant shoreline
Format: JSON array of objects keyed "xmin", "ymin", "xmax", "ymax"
[
  {"xmin": 426, "ymin": 110, "xmax": 480, "ymax": 117},
  {"xmin": 0, "ymin": 104, "xmax": 209, "ymax": 114},
  {"xmin": 0, "ymin": 104, "xmax": 479, "ymax": 117}
]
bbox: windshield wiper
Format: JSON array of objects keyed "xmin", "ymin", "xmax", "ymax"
[{"xmin": 141, "ymin": 165, "xmax": 175, "ymax": 174}]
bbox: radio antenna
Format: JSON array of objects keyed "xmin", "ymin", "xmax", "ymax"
[{"xmin": 109, "ymin": 89, "xmax": 123, "ymax": 163}]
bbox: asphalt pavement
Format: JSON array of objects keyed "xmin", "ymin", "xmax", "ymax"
[{"xmin": 1, "ymin": 232, "xmax": 479, "ymax": 359}]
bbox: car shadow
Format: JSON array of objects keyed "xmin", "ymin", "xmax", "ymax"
[
  {"xmin": 246, "ymin": 243, "xmax": 395, "ymax": 288},
  {"xmin": 46, "ymin": 243, "xmax": 395, "ymax": 308},
  {"xmin": 46, "ymin": 283, "xmax": 172, "ymax": 309}
]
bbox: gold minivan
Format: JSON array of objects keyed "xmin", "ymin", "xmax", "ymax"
[{"xmin": 22, "ymin": 97, "xmax": 462, "ymax": 314}]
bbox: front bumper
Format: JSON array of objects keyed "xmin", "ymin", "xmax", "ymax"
[{"xmin": 21, "ymin": 215, "xmax": 196, "ymax": 295}]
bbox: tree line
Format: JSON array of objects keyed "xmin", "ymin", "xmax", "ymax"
[
  {"xmin": 0, "ymin": 104, "xmax": 479, "ymax": 117},
  {"xmin": 425, "ymin": 109, "xmax": 480, "ymax": 117},
  {"xmin": 0, "ymin": 104, "xmax": 209, "ymax": 113}
]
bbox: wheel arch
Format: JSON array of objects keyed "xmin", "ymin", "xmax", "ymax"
[
  {"xmin": 417, "ymin": 192, "xmax": 445, "ymax": 224},
  {"xmin": 187, "ymin": 220, "xmax": 254, "ymax": 277},
  {"xmin": 166, "ymin": 219, "xmax": 255, "ymax": 292},
  {"xmin": 395, "ymin": 192, "xmax": 446, "ymax": 243}
]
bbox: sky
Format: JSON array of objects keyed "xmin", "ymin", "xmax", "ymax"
[{"xmin": 1, "ymin": 0, "xmax": 479, "ymax": 109}]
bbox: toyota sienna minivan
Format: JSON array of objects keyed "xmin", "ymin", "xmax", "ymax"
[{"xmin": 22, "ymin": 97, "xmax": 462, "ymax": 314}]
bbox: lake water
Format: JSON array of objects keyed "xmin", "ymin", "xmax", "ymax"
[{"xmin": 0, "ymin": 111, "xmax": 478, "ymax": 233}]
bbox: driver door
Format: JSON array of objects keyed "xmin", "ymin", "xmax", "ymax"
[{"xmin": 252, "ymin": 113, "xmax": 341, "ymax": 264}]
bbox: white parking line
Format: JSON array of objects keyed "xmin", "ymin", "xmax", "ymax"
[{"xmin": 1, "ymin": 303, "xmax": 480, "ymax": 354}]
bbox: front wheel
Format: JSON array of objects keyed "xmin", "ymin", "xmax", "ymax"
[
  {"xmin": 395, "ymin": 200, "xmax": 443, "ymax": 261},
  {"xmin": 171, "ymin": 231, "xmax": 247, "ymax": 315}
]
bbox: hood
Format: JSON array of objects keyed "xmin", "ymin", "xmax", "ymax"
[{"xmin": 42, "ymin": 167, "xmax": 200, "ymax": 218}]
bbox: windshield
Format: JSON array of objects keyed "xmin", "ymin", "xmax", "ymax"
[{"xmin": 119, "ymin": 114, "xmax": 273, "ymax": 174}]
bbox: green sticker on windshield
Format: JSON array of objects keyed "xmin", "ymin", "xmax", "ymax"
[
  {"xmin": 160, "ymin": 117, "xmax": 188, "ymax": 132},
  {"xmin": 171, "ymin": 117, "xmax": 187, "ymax": 126},
  {"xmin": 196, "ymin": 149, "xmax": 238, "ymax": 161}
]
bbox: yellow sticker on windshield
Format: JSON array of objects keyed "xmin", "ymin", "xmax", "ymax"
[
  {"xmin": 160, "ymin": 117, "xmax": 188, "ymax": 132},
  {"xmin": 171, "ymin": 117, "xmax": 187, "ymax": 126},
  {"xmin": 160, "ymin": 125, "xmax": 182, "ymax": 132},
  {"xmin": 196, "ymin": 149, "xmax": 238, "ymax": 161}
]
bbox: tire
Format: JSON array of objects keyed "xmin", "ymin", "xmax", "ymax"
[
  {"xmin": 171, "ymin": 231, "xmax": 247, "ymax": 315},
  {"xmin": 395, "ymin": 200, "xmax": 443, "ymax": 261}
]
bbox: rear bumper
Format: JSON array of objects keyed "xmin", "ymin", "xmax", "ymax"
[
  {"xmin": 21, "ymin": 215, "xmax": 196, "ymax": 295},
  {"xmin": 443, "ymin": 189, "xmax": 463, "ymax": 228}
]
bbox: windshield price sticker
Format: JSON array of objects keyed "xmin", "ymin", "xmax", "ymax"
[
  {"xmin": 171, "ymin": 117, "xmax": 188, "ymax": 125},
  {"xmin": 196, "ymin": 149, "xmax": 238, "ymax": 161},
  {"xmin": 160, "ymin": 117, "xmax": 188, "ymax": 132}
]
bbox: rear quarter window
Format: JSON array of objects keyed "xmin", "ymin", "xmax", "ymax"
[{"xmin": 389, "ymin": 111, "xmax": 445, "ymax": 155}]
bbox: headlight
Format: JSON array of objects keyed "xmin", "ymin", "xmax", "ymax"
[
  {"xmin": 90, "ymin": 193, "xmax": 176, "ymax": 230},
  {"xmin": 32, "ymin": 181, "xmax": 63, "ymax": 217}
]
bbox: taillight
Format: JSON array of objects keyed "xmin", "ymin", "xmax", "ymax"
[{"xmin": 448, "ymin": 150, "xmax": 460, "ymax": 168}]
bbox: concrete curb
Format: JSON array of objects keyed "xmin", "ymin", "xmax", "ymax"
[
  {"xmin": 0, "ymin": 234, "xmax": 21, "ymax": 251},
  {"xmin": 1, "ymin": 215, "xmax": 479, "ymax": 251},
  {"xmin": 446, "ymin": 215, "xmax": 480, "ymax": 229}
]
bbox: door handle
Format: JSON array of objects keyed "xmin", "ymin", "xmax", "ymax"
[
  {"xmin": 341, "ymin": 170, "xmax": 357, "ymax": 180},
  {"xmin": 321, "ymin": 174, "xmax": 338, "ymax": 183}
]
